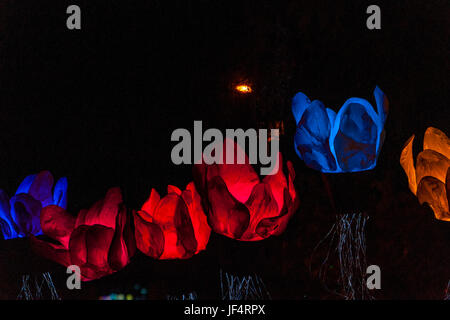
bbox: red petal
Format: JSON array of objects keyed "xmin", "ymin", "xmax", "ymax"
[
  {"xmin": 30, "ymin": 235, "xmax": 71, "ymax": 267},
  {"xmin": 40, "ymin": 205, "xmax": 75, "ymax": 249},
  {"xmin": 134, "ymin": 209, "xmax": 165, "ymax": 258},
  {"xmin": 140, "ymin": 188, "xmax": 160, "ymax": 220},
  {"xmin": 206, "ymin": 176, "xmax": 250, "ymax": 239},
  {"xmin": 76, "ymin": 188, "xmax": 122, "ymax": 229}
]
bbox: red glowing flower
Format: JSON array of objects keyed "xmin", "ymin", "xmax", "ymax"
[
  {"xmin": 134, "ymin": 182, "xmax": 211, "ymax": 259},
  {"xmin": 31, "ymin": 188, "xmax": 135, "ymax": 281},
  {"xmin": 193, "ymin": 139, "xmax": 299, "ymax": 241}
]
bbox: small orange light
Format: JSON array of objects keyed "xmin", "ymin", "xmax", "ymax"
[{"xmin": 235, "ymin": 84, "xmax": 252, "ymax": 93}]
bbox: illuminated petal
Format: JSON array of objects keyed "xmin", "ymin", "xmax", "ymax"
[
  {"xmin": 108, "ymin": 206, "xmax": 133, "ymax": 270},
  {"xmin": 30, "ymin": 235, "xmax": 71, "ymax": 267},
  {"xmin": 416, "ymin": 176, "xmax": 450, "ymax": 221},
  {"xmin": 182, "ymin": 182, "xmax": 211, "ymax": 253},
  {"xmin": 167, "ymin": 185, "xmax": 182, "ymax": 195},
  {"xmin": 15, "ymin": 174, "xmax": 37, "ymax": 195},
  {"xmin": 291, "ymin": 91, "xmax": 311, "ymax": 124},
  {"xmin": 206, "ymin": 176, "xmax": 250, "ymax": 239},
  {"xmin": 262, "ymin": 153, "xmax": 286, "ymax": 212},
  {"xmin": 243, "ymin": 183, "xmax": 279, "ymax": 240},
  {"xmin": 423, "ymin": 127, "xmax": 450, "ymax": 160},
  {"xmin": 134, "ymin": 210, "xmax": 164, "ymax": 259},
  {"xmin": 75, "ymin": 187, "xmax": 122, "ymax": 229},
  {"xmin": 40, "ymin": 205, "xmax": 75, "ymax": 249},
  {"xmin": 27, "ymin": 171, "xmax": 54, "ymax": 207},
  {"xmin": 140, "ymin": 189, "xmax": 160, "ymax": 221},
  {"xmin": 416, "ymin": 149, "xmax": 450, "ymax": 185},
  {"xmin": 0, "ymin": 190, "xmax": 16, "ymax": 239},
  {"xmin": 373, "ymin": 86, "xmax": 389, "ymax": 127},
  {"xmin": 53, "ymin": 177, "xmax": 68, "ymax": 209},
  {"xmin": 69, "ymin": 225, "xmax": 115, "ymax": 279},
  {"xmin": 9, "ymin": 194, "xmax": 42, "ymax": 237},
  {"xmin": 400, "ymin": 135, "xmax": 417, "ymax": 194},
  {"xmin": 332, "ymin": 99, "xmax": 378, "ymax": 172},
  {"xmin": 206, "ymin": 138, "xmax": 260, "ymax": 204},
  {"xmin": 152, "ymin": 193, "xmax": 197, "ymax": 259},
  {"xmin": 294, "ymin": 100, "xmax": 337, "ymax": 172}
]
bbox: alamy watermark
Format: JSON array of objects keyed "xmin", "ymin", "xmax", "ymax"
[{"xmin": 171, "ymin": 121, "xmax": 279, "ymax": 175}]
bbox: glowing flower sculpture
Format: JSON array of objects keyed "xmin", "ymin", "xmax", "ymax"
[
  {"xmin": 0, "ymin": 171, "xmax": 67, "ymax": 240},
  {"xmin": 292, "ymin": 86, "xmax": 389, "ymax": 172},
  {"xmin": 193, "ymin": 139, "xmax": 298, "ymax": 241},
  {"xmin": 31, "ymin": 188, "xmax": 135, "ymax": 281},
  {"xmin": 400, "ymin": 127, "xmax": 450, "ymax": 221},
  {"xmin": 134, "ymin": 182, "xmax": 211, "ymax": 259}
]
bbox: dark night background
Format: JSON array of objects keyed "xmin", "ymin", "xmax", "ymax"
[{"xmin": 0, "ymin": 1, "xmax": 449, "ymax": 299}]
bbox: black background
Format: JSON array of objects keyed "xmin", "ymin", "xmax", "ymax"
[{"xmin": 0, "ymin": 1, "xmax": 449, "ymax": 300}]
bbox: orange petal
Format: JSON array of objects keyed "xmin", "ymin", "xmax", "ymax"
[
  {"xmin": 400, "ymin": 135, "xmax": 417, "ymax": 194},
  {"xmin": 416, "ymin": 149, "xmax": 450, "ymax": 185},
  {"xmin": 417, "ymin": 176, "xmax": 450, "ymax": 221},
  {"xmin": 423, "ymin": 127, "xmax": 450, "ymax": 160}
]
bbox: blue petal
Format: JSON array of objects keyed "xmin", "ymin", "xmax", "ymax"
[
  {"xmin": 291, "ymin": 92, "xmax": 311, "ymax": 124},
  {"xmin": 330, "ymin": 99, "xmax": 379, "ymax": 172},
  {"xmin": 373, "ymin": 86, "xmax": 389, "ymax": 126},
  {"xmin": 9, "ymin": 194, "xmax": 43, "ymax": 237},
  {"xmin": 0, "ymin": 190, "xmax": 17, "ymax": 239},
  {"xmin": 53, "ymin": 177, "xmax": 68, "ymax": 209},
  {"xmin": 15, "ymin": 174, "xmax": 37, "ymax": 195},
  {"xmin": 294, "ymin": 100, "xmax": 337, "ymax": 172}
]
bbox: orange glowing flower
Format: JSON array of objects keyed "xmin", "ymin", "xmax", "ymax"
[{"xmin": 400, "ymin": 127, "xmax": 450, "ymax": 221}]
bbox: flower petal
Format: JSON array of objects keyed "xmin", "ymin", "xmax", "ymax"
[
  {"xmin": 332, "ymin": 99, "xmax": 378, "ymax": 172},
  {"xmin": 76, "ymin": 187, "xmax": 122, "ymax": 229},
  {"xmin": 400, "ymin": 135, "xmax": 417, "ymax": 194},
  {"xmin": 294, "ymin": 100, "xmax": 337, "ymax": 172},
  {"xmin": 182, "ymin": 182, "xmax": 211, "ymax": 253},
  {"xmin": 9, "ymin": 194, "xmax": 42, "ymax": 237},
  {"xmin": 291, "ymin": 91, "xmax": 311, "ymax": 124},
  {"xmin": 134, "ymin": 210, "xmax": 165, "ymax": 259},
  {"xmin": 206, "ymin": 176, "xmax": 250, "ymax": 239},
  {"xmin": 423, "ymin": 127, "xmax": 450, "ymax": 160},
  {"xmin": 27, "ymin": 171, "xmax": 54, "ymax": 207},
  {"xmin": 416, "ymin": 176, "xmax": 450, "ymax": 221},
  {"xmin": 108, "ymin": 205, "xmax": 134, "ymax": 270},
  {"xmin": 416, "ymin": 149, "xmax": 450, "ymax": 185},
  {"xmin": 40, "ymin": 205, "xmax": 75, "ymax": 249},
  {"xmin": 140, "ymin": 188, "xmax": 160, "ymax": 221},
  {"xmin": 0, "ymin": 190, "xmax": 16, "ymax": 239},
  {"xmin": 53, "ymin": 177, "xmax": 68, "ymax": 209},
  {"xmin": 30, "ymin": 235, "xmax": 71, "ymax": 267}
]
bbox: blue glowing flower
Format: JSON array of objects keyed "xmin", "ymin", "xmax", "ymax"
[
  {"xmin": 292, "ymin": 86, "xmax": 389, "ymax": 173},
  {"xmin": 0, "ymin": 171, "xmax": 68, "ymax": 239}
]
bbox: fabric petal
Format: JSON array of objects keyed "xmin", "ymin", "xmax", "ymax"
[
  {"xmin": 27, "ymin": 171, "xmax": 54, "ymax": 207},
  {"xmin": 134, "ymin": 210, "xmax": 165, "ymax": 258},
  {"xmin": 15, "ymin": 174, "xmax": 37, "ymax": 195},
  {"xmin": 0, "ymin": 190, "xmax": 16, "ymax": 239},
  {"xmin": 76, "ymin": 187, "xmax": 122, "ymax": 229},
  {"xmin": 416, "ymin": 149, "xmax": 450, "ymax": 185},
  {"xmin": 206, "ymin": 176, "xmax": 250, "ymax": 239},
  {"xmin": 108, "ymin": 205, "xmax": 132, "ymax": 270},
  {"xmin": 291, "ymin": 91, "xmax": 311, "ymax": 124},
  {"xmin": 294, "ymin": 100, "xmax": 337, "ymax": 172},
  {"xmin": 331, "ymin": 99, "xmax": 378, "ymax": 172},
  {"xmin": 182, "ymin": 182, "xmax": 211, "ymax": 253},
  {"xmin": 40, "ymin": 205, "xmax": 75, "ymax": 249},
  {"xmin": 9, "ymin": 194, "xmax": 42, "ymax": 237},
  {"xmin": 242, "ymin": 183, "xmax": 279, "ymax": 240},
  {"xmin": 30, "ymin": 235, "xmax": 71, "ymax": 267},
  {"xmin": 400, "ymin": 135, "xmax": 417, "ymax": 194},
  {"xmin": 423, "ymin": 127, "xmax": 450, "ymax": 160},
  {"xmin": 416, "ymin": 176, "xmax": 450, "ymax": 221},
  {"xmin": 140, "ymin": 189, "xmax": 160, "ymax": 221},
  {"xmin": 206, "ymin": 138, "xmax": 260, "ymax": 204},
  {"xmin": 373, "ymin": 86, "xmax": 389, "ymax": 126},
  {"xmin": 53, "ymin": 177, "xmax": 68, "ymax": 209}
]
